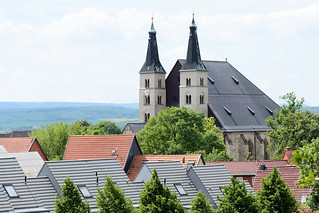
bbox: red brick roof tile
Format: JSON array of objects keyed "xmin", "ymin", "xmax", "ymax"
[
  {"xmin": 206, "ymin": 160, "xmax": 288, "ymax": 175},
  {"xmin": 63, "ymin": 134, "xmax": 135, "ymax": 168},
  {"xmin": 0, "ymin": 137, "xmax": 34, "ymax": 152},
  {"xmin": 127, "ymin": 154, "xmax": 203, "ymax": 181},
  {"xmin": 253, "ymin": 166, "xmax": 311, "ymax": 201}
]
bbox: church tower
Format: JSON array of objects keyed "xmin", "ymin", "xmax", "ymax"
[
  {"xmin": 179, "ymin": 14, "xmax": 208, "ymax": 116},
  {"xmin": 139, "ymin": 18, "xmax": 166, "ymax": 123}
]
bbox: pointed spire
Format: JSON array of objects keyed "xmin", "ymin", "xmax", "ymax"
[
  {"xmin": 140, "ymin": 17, "xmax": 166, "ymax": 73},
  {"xmin": 182, "ymin": 13, "xmax": 206, "ymax": 71}
]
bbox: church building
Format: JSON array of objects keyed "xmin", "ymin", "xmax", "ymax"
[{"xmin": 137, "ymin": 15, "xmax": 280, "ymax": 161}]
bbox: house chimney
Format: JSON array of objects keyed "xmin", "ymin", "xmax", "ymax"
[
  {"xmin": 248, "ymin": 157, "xmax": 254, "ymax": 161},
  {"xmin": 199, "ymin": 151, "xmax": 204, "ymax": 158},
  {"xmin": 260, "ymin": 161, "xmax": 266, "ymax": 170},
  {"xmin": 154, "ymin": 150, "xmax": 158, "ymax": 155},
  {"xmin": 217, "ymin": 159, "xmax": 222, "ymax": 162},
  {"xmin": 285, "ymin": 147, "xmax": 291, "ymax": 151}
]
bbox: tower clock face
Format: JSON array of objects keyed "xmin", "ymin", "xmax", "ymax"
[{"xmin": 144, "ymin": 90, "xmax": 149, "ymax": 96}]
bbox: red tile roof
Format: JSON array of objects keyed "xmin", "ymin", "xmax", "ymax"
[
  {"xmin": 63, "ymin": 134, "xmax": 135, "ymax": 168},
  {"xmin": 127, "ymin": 154, "xmax": 204, "ymax": 181},
  {"xmin": 206, "ymin": 160, "xmax": 288, "ymax": 175},
  {"xmin": 0, "ymin": 137, "xmax": 34, "ymax": 152},
  {"xmin": 253, "ymin": 166, "xmax": 311, "ymax": 201}
]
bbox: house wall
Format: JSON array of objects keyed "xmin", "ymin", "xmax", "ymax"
[
  {"xmin": 224, "ymin": 131, "xmax": 270, "ymax": 161},
  {"xmin": 233, "ymin": 175, "xmax": 254, "ymax": 187},
  {"xmin": 122, "ymin": 126, "xmax": 134, "ymax": 135},
  {"xmin": 30, "ymin": 139, "xmax": 48, "ymax": 161}
]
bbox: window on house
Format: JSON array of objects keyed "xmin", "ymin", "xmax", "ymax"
[
  {"xmin": 200, "ymin": 78, "xmax": 204, "ymax": 86},
  {"xmin": 145, "ymin": 95, "xmax": 150, "ymax": 105},
  {"xmin": 145, "ymin": 113, "xmax": 151, "ymax": 122},
  {"xmin": 186, "ymin": 78, "xmax": 191, "ymax": 86},
  {"xmin": 174, "ymin": 184, "xmax": 187, "ymax": 195},
  {"xmin": 186, "ymin": 95, "xmax": 192, "ymax": 104},
  {"xmin": 78, "ymin": 185, "xmax": 92, "ymax": 198},
  {"xmin": 145, "ymin": 79, "xmax": 150, "ymax": 88},
  {"xmin": 158, "ymin": 79, "xmax": 162, "ymax": 88},
  {"xmin": 3, "ymin": 185, "xmax": 19, "ymax": 198},
  {"xmin": 200, "ymin": 95, "xmax": 204, "ymax": 104},
  {"xmin": 157, "ymin": 95, "xmax": 162, "ymax": 105}
]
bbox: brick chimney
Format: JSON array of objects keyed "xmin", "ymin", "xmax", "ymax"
[
  {"xmin": 217, "ymin": 159, "xmax": 222, "ymax": 162},
  {"xmin": 285, "ymin": 147, "xmax": 291, "ymax": 151},
  {"xmin": 248, "ymin": 157, "xmax": 254, "ymax": 161}
]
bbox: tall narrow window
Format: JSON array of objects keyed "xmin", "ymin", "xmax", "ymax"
[
  {"xmin": 186, "ymin": 95, "xmax": 192, "ymax": 104},
  {"xmin": 186, "ymin": 78, "xmax": 191, "ymax": 86},
  {"xmin": 145, "ymin": 79, "xmax": 150, "ymax": 88},
  {"xmin": 158, "ymin": 79, "xmax": 162, "ymax": 88},
  {"xmin": 145, "ymin": 95, "xmax": 150, "ymax": 105},
  {"xmin": 200, "ymin": 78, "xmax": 204, "ymax": 86},
  {"xmin": 157, "ymin": 95, "xmax": 162, "ymax": 105},
  {"xmin": 200, "ymin": 95, "xmax": 204, "ymax": 104},
  {"xmin": 144, "ymin": 113, "xmax": 148, "ymax": 122},
  {"xmin": 145, "ymin": 113, "xmax": 150, "ymax": 122}
]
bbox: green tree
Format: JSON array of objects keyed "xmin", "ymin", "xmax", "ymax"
[
  {"xmin": 88, "ymin": 121, "xmax": 121, "ymax": 135},
  {"xmin": 137, "ymin": 107, "xmax": 227, "ymax": 157},
  {"xmin": 55, "ymin": 177, "xmax": 90, "ymax": 213},
  {"xmin": 189, "ymin": 191, "xmax": 213, "ymax": 213},
  {"xmin": 266, "ymin": 92, "xmax": 319, "ymax": 159},
  {"xmin": 139, "ymin": 168, "xmax": 184, "ymax": 213},
  {"xmin": 216, "ymin": 177, "xmax": 258, "ymax": 213},
  {"xmin": 30, "ymin": 121, "xmax": 69, "ymax": 160},
  {"xmin": 69, "ymin": 120, "xmax": 92, "ymax": 135},
  {"xmin": 292, "ymin": 138, "xmax": 319, "ymax": 211},
  {"xmin": 205, "ymin": 149, "xmax": 234, "ymax": 162},
  {"xmin": 96, "ymin": 175, "xmax": 136, "ymax": 213},
  {"xmin": 257, "ymin": 166, "xmax": 299, "ymax": 213}
]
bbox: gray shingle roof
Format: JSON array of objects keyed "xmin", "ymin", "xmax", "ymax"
[
  {"xmin": 27, "ymin": 177, "xmax": 58, "ymax": 213},
  {"xmin": 38, "ymin": 158, "xmax": 144, "ymax": 209},
  {"xmin": 0, "ymin": 157, "xmax": 45, "ymax": 211},
  {"xmin": 124, "ymin": 122, "xmax": 146, "ymax": 133},
  {"xmin": 134, "ymin": 161, "xmax": 198, "ymax": 209},
  {"xmin": 188, "ymin": 164, "xmax": 232, "ymax": 207},
  {"xmin": 166, "ymin": 60, "xmax": 280, "ymax": 132}
]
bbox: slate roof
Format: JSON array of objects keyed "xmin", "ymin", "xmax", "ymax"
[
  {"xmin": 206, "ymin": 160, "xmax": 288, "ymax": 175},
  {"xmin": 166, "ymin": 60, "xmax": 280, "ymax": 132},
  {"xmin": 128, "ymin": 154, "xmax": 204, "ymax": 181},
  {"xmin": 253, "ymin": 166, "xmax": 311, "ymax": 202},
  {"xmin": 134, "ymin": 161, "xmax": 198, "ymax": 209},
  {"xmin": 63, "ymin": 134, "xmax": 138, "ymax": 168},
  {"xmin": 0, "ymin": 145, "xmax": 44, "ymax": 178},
  {"xmin": 0, "ymin": 157, "xmax": 48, "ymax": 212},
  {"xmin": 0, "ymin": 131, "xmax": 31, "ymax": 138},
  {"xmin": 38, "ymin": 158, "xmax": 144, "ymax": 209},
  {"xmin": 123, "ymin": 122, "xmax": 146, "ymax": 133},
  {"xmin": 188, "ymin": 164, "xmax": 233, "ymax": 207}
]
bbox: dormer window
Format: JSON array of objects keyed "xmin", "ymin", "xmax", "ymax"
[
  {"xmin": 145, "ymin": 79, "xmax": 150, "ymax": 88},
  {"xmin": 174, "ymin": 184, "xmax": 187, "ymax": 195},
  {"xmin": 3, "ymin": 185, "xmax": 19, "ymax": 198},
  {"xmin": 78, "ymin": 185, "xmax": 92, "ymax": 198},
  {"xmin": 186, "ymin": 78, "xmax": 191, "ymax": 86}
]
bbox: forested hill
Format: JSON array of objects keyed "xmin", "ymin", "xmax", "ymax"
[{"xmin": 0, "ymin": 102, "xmax": 139, "ymax": 132}]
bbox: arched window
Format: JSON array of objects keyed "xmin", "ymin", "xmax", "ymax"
[
  {"xmin": 200, "ymin": 95, "xmax": 204, "ymax": 104},
  {"xmin": 158, "ymin": 79, "xmax": 162, "ymax": 88},
  {"xmin": 145, "ymin": 79, "xmax": 150, "ymax": 88},
  {"xmin": 186, "ymin": 78, "xmax": 191, "ymax": 86},
  {"xmin": 200, "ymin": 78, "xmax": 204, "ymax": 86},
  {"xmin": 186, "ymin": 95, "xmax": 192, "ymax": 104},
  {"xmin": 145, "ymin": 113, "xmax": 150, "ymax": 122},
  {"xmin": 157, "ymin": 95, "xmax": 162, "ymax": 105},
  {"xmin": 145, "ymin": 95, "xmax": 150, "ymax": 105}
]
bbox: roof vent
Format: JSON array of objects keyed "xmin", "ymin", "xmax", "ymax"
[
  {"xmin": 260, "ymin": 162, "xmax": 266, "ymax": 170},
  {"xmin": 247, "ymin": 106, "xmax": 255, "ymax": 115},
  {"xmin": 208, "ymin": 76, "xmax": 215, "ymax": 84},
  {"xmin": 223, "ymin": 106, "xmax": 232, "ymax": 115},
  {"xmin": 182, "ymin": 157, "xmax": 185, "ymax": 163},
  {"xmin": 111, "ymin": 150, "xmax": 116, "ymax": 155},
  {"xmin": 231, "ymin": 75, "xmax": 239, "ymax": 84},
  {"xmin": 265, "ymin": 106, "xmax": 273, "ymax": 114}
]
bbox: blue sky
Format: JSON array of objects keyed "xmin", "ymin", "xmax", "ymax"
[{"xmin": 0, "ymin": 0, "xmax": 318, "ymax": 105}]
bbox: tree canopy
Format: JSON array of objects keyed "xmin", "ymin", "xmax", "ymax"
[
  {"xmin": 217, "ymin": 177, "xmax": 258, "ymax": 213},
  {"xmin": 96, "ymin": 175, "xmax": 136, "ymax": 213},
  {"xmin": 137, "ymin": 107, "xmax": 231, "ymax": 161},
  {"xmin": 257, "ymin": 166, "xmax": 299, "ymax": 213},
  {"xmin": 266, "ymin": 92, "xmax": 319, "ymax": 159},
  {"xmin": 55, "ymin": 176, "xmax": 90, "ymax": 213},
  {"xmin": 189, "ymin": 191, "xmax": 214, "ymax": 213},
  {"xmin": 139, "ymin": 168, "xmax": 185, "ymax": 213}
]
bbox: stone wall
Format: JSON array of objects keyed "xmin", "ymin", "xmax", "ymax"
[{"xmin": 224, "ymin": 131, "xmax": 270, "ymax": 161}]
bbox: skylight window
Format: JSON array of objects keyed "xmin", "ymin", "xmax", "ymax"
[
  {"xmin": 3, "ymin": 185, "xmax": 19, "ymax": 198},
  {"xmin": 78, "ymin": 186, "xmax": 92, "ymax": 198},
  {"xmin": 174, "ymin": 184, "xmax": 187, "ymax": 195}
]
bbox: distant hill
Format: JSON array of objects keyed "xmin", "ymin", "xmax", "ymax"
[
  {"xmin": 303, "ymin": 106, "xmax": 319, "ymax": 113},
  {"xmin": 0, "ymin": 104, "xmax": 138, "ymax": 132},
  {"xmin": 0, "ymin": 102, "xmax": 138, "ymax": 109}
]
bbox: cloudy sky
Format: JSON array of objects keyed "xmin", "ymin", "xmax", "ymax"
[{"xmin": 0, "ymin": 0, "xmax": 318, "ymax": 105}]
